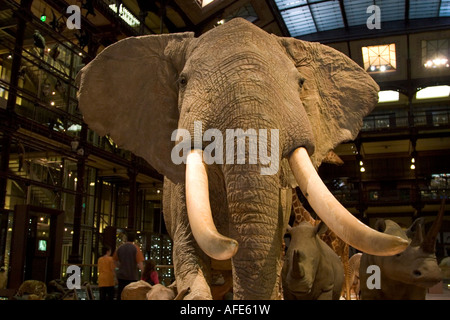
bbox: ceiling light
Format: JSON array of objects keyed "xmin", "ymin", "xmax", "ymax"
[
  {"xmin": 199, "ymin": 0, "xmax": 217, "ymax": 7},
  {"xmin": 360, "ymin": 167, "xmax": 366, "ymax": 173},
  {"xmin": 379, "ymin": 65, "xmax": 386, "ymax": 72},
  {"xmin": 416, "ymin": 85, "xmax": 450, "ymax": 100},
  {"xmin": 424, "ymin": 57, "xmax": 449, "ymax": 68},
  {"xmin": 108, "ymin": 4, "xmax": 140, "ymax": 27},
  {"xmin": 378, "ymin": 90, "xmax": 400, "ymax": 103},
  {"xmin": 410, "ymin": 164, "xmax": 415, "ymax": 170}
]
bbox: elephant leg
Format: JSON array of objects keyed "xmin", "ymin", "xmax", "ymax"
[{"xmin": 163, "ymin": 178, "xmax": 212, "ymax": 299}]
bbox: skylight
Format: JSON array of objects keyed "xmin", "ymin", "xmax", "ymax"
[
  {"xmin": 409, "ymin": 0, "xmax": 440, "ymax": 19},
  {"xmin": 281, "ymin": 5, "xmax": 316, "ymax": 36},
  {"xmin": 343, "ymin": 0, "xmax": 373, "ymax": 27},
  {"xmin": 441, "ymin": 0, "xmax": 450, "ymax": 17},
  {"xmin": 416, "ymin": 86, "xmax": 450, "ymax": 100},
  {"xmin": 379, "ymin": 0, "xmax": 405, "ymax": 22},
  {"xmin": 196, "ymin": 0, "xmax": 218, "ymax": 8},
  {"xmin": 274, "ymin": 0, "xmax": 450, "ymax": 37},
  {"xmin": 362, "ymin": 44, "xmax": 397, "ymax": 73},
  {"xmin": 310, "ymin": 1, "xmax": 344, "ymax": 32},
  {"xmin": 378, "ymin": 90, "xmax": 400, "ymax": 103}
]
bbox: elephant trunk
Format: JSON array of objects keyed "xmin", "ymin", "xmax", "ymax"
[
  {"xmin": 223, "ymin": 162, "xmax": 283, "ymax": 300},
  {"xmin": 288, "ymin": 147, "xmax": 410, "ymax": 256}
]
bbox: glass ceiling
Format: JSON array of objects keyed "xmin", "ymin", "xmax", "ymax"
[{"xmin": 275, "ymin": 0, "xmax": 450, "ymax": 37}]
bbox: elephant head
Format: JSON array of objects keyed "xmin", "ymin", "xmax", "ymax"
[{"xmin": 77, "ymin": 18, "xmax": 408, "ymax": 299}]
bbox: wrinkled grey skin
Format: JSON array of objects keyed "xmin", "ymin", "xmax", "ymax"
[
  {"xmin": 282, "ymin": 222, "xmax": 344, "ymax": 300},
  {"xmin": 360, "ymin": 219, "xmax": 442, "ymax": 300},
  {"xmin": 76, "ymin": 18, "xmax": 379, "ymax": 299}
]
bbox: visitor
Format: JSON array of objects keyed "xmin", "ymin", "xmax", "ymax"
[
  {"xmin": 141, "ymin": 259, "xmax": 159, "ymax": 285},
  {"xmin": 113, "ymin": 231, "xmax": 145, "ymax": 300},
  {"xmin": 97, "ymin": 245, "xmax": 116, "ymax": 300}
]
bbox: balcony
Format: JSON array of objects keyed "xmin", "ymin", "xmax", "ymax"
[{"xmin": 362, "ymin": 107, "xmax": 450, "ymax": 132}]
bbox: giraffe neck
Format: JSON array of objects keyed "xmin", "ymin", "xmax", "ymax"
[{"xmin": 291, "ymin": 188, "xmax": 316, "ymax": 226}]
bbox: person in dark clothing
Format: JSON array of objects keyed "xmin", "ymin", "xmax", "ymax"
[{"xmin": 113, "ymin": 232, "xmax": 144, "ymax": 300}]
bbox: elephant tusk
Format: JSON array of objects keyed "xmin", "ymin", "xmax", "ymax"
[
  {"xmin": 288, "ymin": 147, "xmax": 409, "ymax": 256},
  {"xmin": 185, "ymin": 150, "xmax": 239, "ymax": 260}
]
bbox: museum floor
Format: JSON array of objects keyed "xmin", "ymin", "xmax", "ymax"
[{"xmin": 426, "ymin": 283, "xmax": 450, "ymax": 300}]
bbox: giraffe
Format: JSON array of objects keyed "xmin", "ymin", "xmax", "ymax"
[
  {"xmin": 290, "ymin": 188, "xmax": 352, "ymax": 300},
  {"xmin": 291, "ymin": 188, "xmax": 318, "ymax": 227}
]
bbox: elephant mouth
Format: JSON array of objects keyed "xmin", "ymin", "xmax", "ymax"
[{"xmin": 185, "ymin": 147, "xmax": 409, "ymax": 261}]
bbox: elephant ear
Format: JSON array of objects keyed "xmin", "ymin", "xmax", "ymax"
[
  {"xmin": 278, "ymin": 37, "xmax": 379, "ymax": 167},
  {"xmin": 77, "ymin": 33, "xmax": 194, "ymax": 183}
]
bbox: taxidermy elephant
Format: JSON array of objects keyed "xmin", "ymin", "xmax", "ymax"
[
  {"xmin": 77, "ymin": 18, "xmax": 408, "ymax": 299},
  {"xmin": 359, "ymin": 201, "xmax": 444, "ymax": 300},
  {"xmin": 282, "ymin": 222, "xmax": 344, "ymax": 300}
]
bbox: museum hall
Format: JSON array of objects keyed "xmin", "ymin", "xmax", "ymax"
[{"xmin": 0, "ymin": 0, "xmax": 449, "ymax": 301}]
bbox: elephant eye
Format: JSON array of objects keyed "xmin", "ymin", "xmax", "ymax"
[
  {"xmin": 178, "ymin": 75, "xmax": 188, "ymax": 87},
  {"xmin": 298, "ymin": 77, "xmax": 305, "ymax": 89}
]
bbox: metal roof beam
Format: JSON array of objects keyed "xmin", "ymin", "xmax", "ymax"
[
  {"xmin": 277, "ymin": 0, "xmax": 330, "ymax": 13},
  {"xmin": 339, "ymin": 0, "xmax": 349, "ymax": 30},
  {"xmin": 296, "ymin": 17, "xmax": 450, "ymax": 43}
]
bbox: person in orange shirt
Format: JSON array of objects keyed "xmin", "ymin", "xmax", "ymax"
[
  {"xmin": 113, "ymin": 232, "xmax": 145, "ymax": 300},
  {"xmin": 97, "ymin": 246, "xmax": 116, "ymax": 300}
]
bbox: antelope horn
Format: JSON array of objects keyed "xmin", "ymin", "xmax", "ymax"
[
  {"xmin": 421, "ymin": 197, "xmax": 446, "ymax": 253},
  {"xmin": 406, "ymin": 218, "xmax": 424, "ymax": 247},
  {"xmin": 288, "ymin": 147, "xmax": 409, "ymax": 256},
  {"xmin": 185, "ymin": 149, "xmax": 238, "ymax": 260}
]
